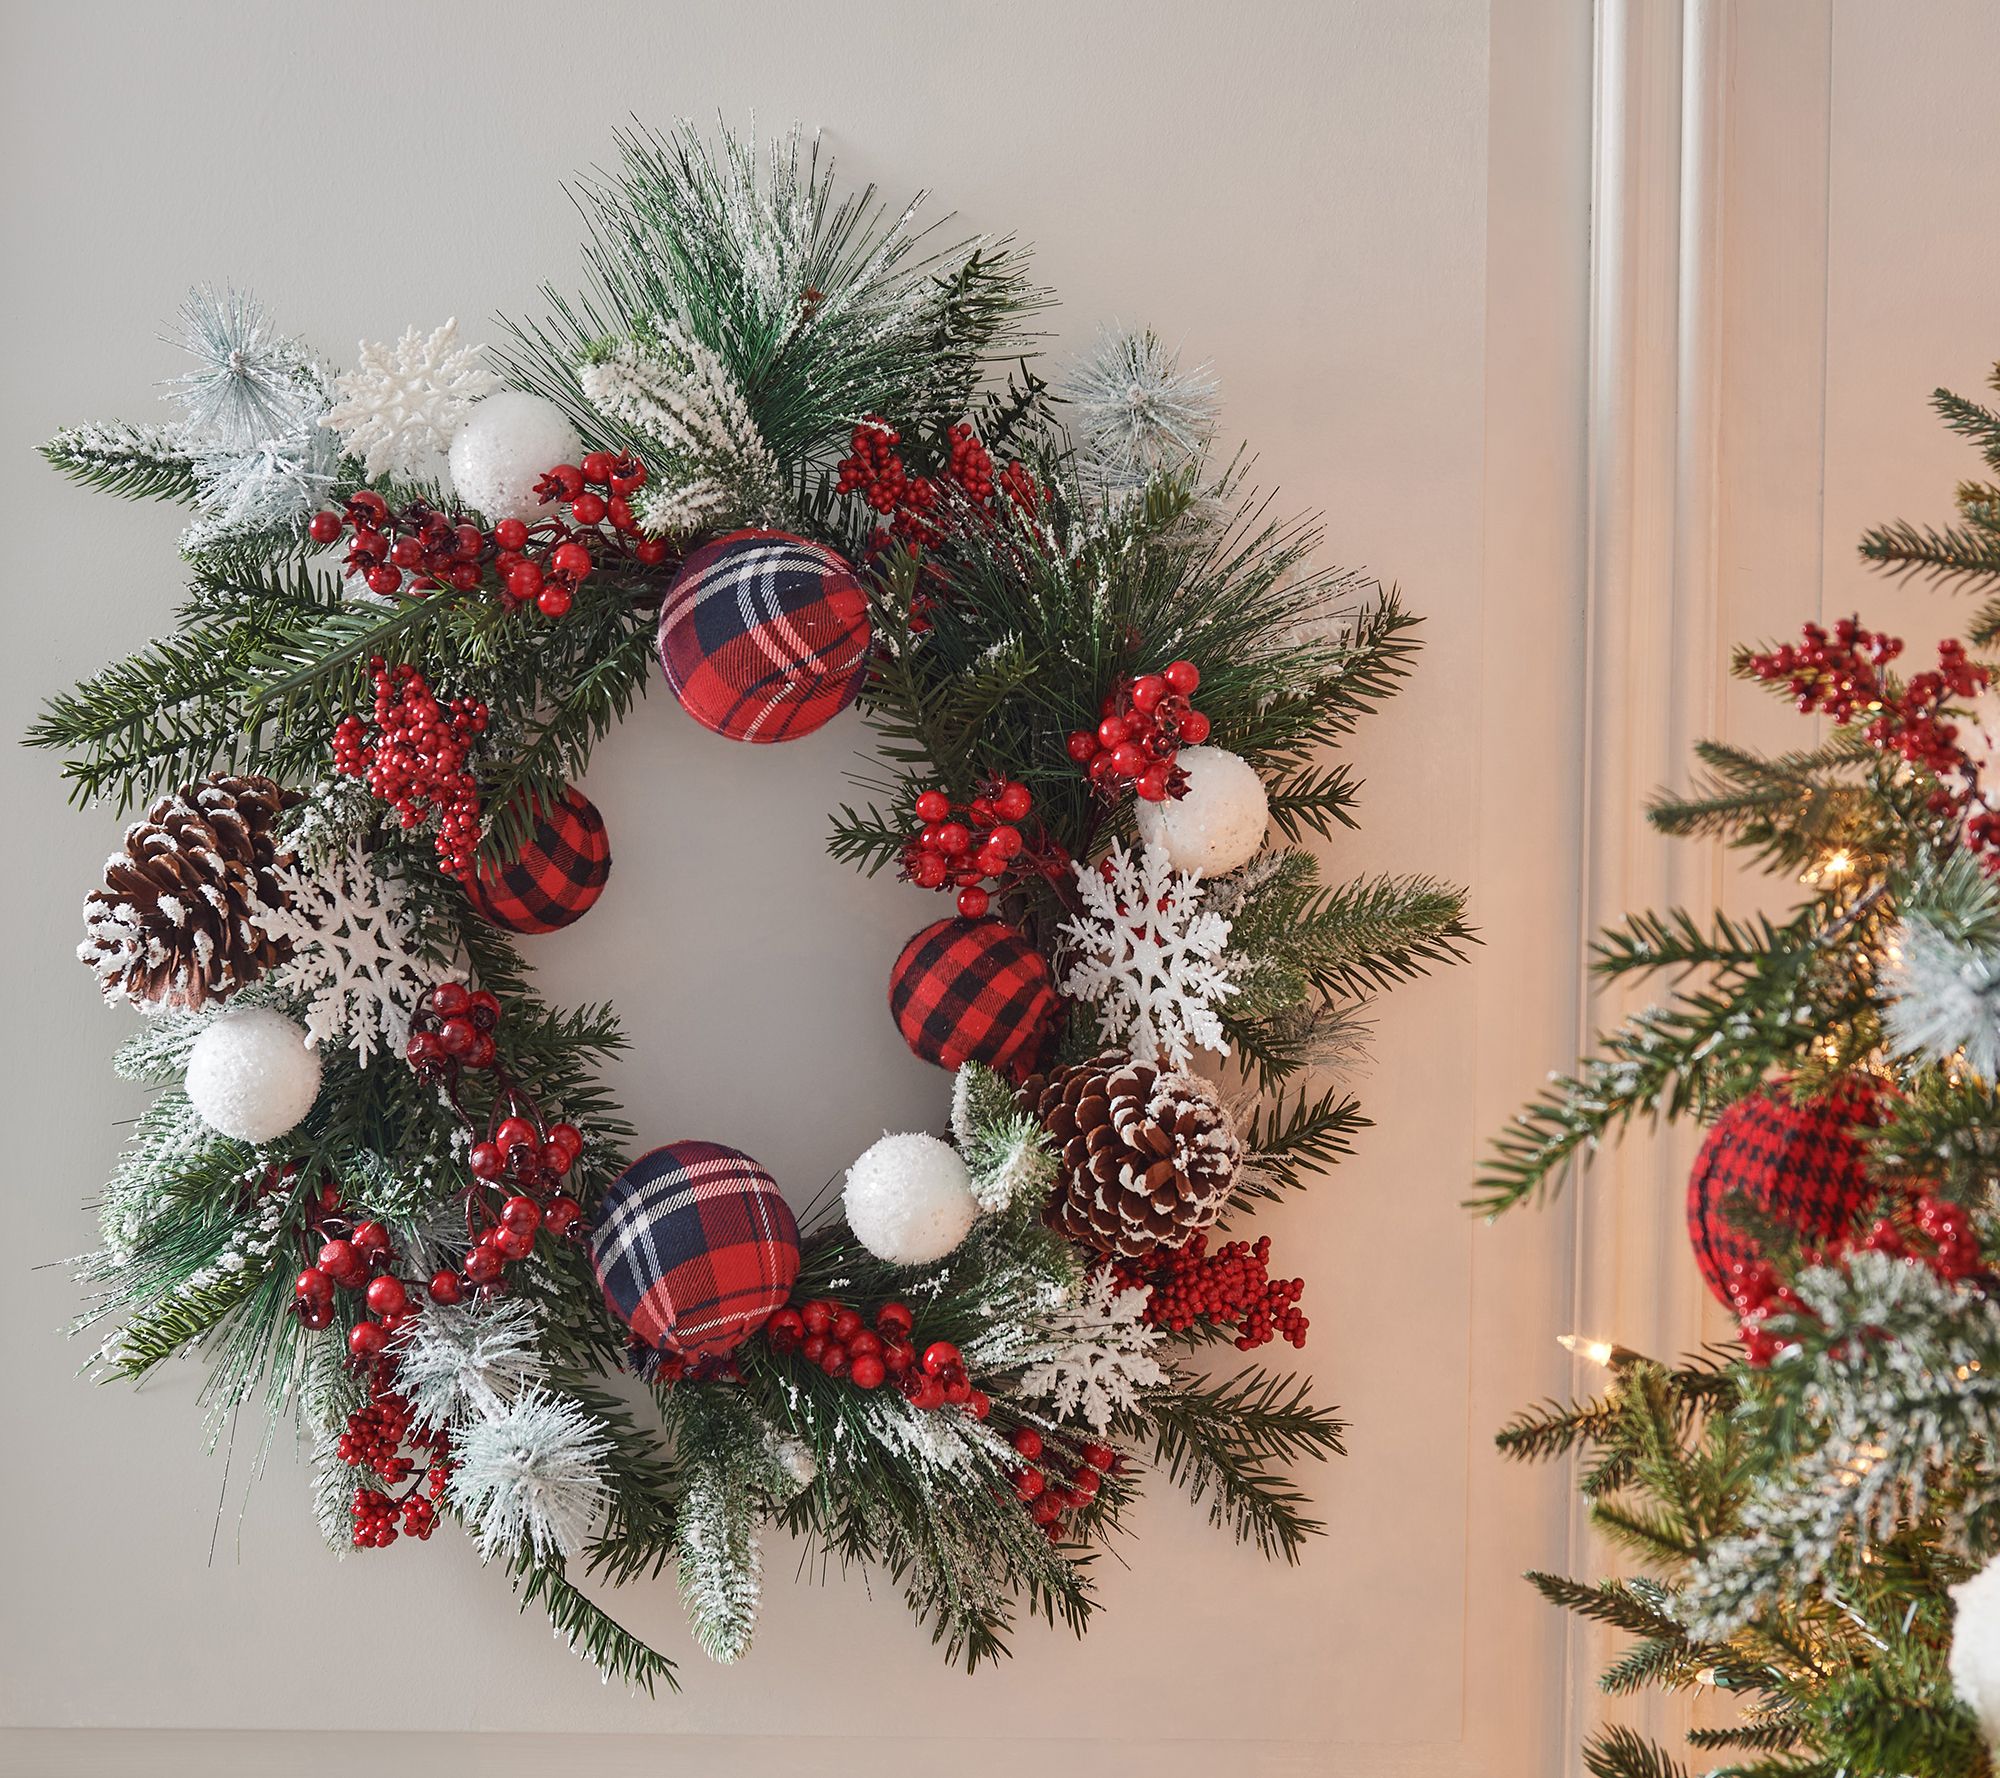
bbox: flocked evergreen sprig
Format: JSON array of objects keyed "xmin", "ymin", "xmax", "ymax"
[
  {"xmin": 35, "ymin": 122, "xmax": 1459, "ymax": 1690},
  {"xmin": 1482, "ymin": 362, "xmax": 2000, "ymax": 1774}
]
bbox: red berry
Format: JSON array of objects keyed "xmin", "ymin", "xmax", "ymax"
[
  {"xmin": 464, "ymin": 1031, "xmax": 496, "ymax": 1069},
  {"xmin": 914, "ymin": 789, "xmax": 951, "ymax": 823},
  {"xmin": 348, "ymin": 1321, "xmax": 387, "ymax": 1361},
  {"xmin": 1067, "ymin": 1467, "xmax": 1101, "ymax": 1502},
  {"xmin": 506, "ymin": 560, "xmax": 543, "ymax": 604},
  {"xmin": 935, "ymin": 822, "xmax": 971, "ymax": 856},
  {"xmin": 832, "ymin": 1305, "xmax": 864, "ymax": 1342},
  {"xmin": 801, "ymin": 1332, "xmax": 829, "ymax": 1364},
  {"xmin": 463, "ymin": 1245, "xmax": 503, "ymax": 1285},
  {"xmin": 1066, "ymin": 730, "xmax": 1098, "ymax": 764},
  {"xmin": 500, "ymin": 1196, "xmax": 542, "ymax": 1236},
  {"xmin": 1097, "ymin": 715, "xmax": 1129, "ymax": 750},
  {"xmin": 318, "ymin": 1238, "xmax": 361, "ymax": 1284},
  {"xmin": 905, "ymin": 1373, "xmax": 946, "ymax": 1411},
  {"xmin": 1136, "ymin": 765, "xmax": 1172, "ymax": 802},
  {"xmin": 493, "ymin": 519, "xmax": 528, "ymax": 551},
  {"xmin": 468, "ymin": 1142, "xmax": 503, "ymax": 1181},
  {"xmin": 1130, "ymin": 674, "xmax": 1167, "ymax": 713},
  {"xmin": 995, "ymin": 781, "xmax": 1033, "ymax": 821},
  {"xmin": 1109, "ymin": 741, "xmax": 1146, "ymax": 778},
  {"xmin": 764, "ymin": 1307, "xmax": 804, "ymax": 1352},
  {"xmin": 940, "ymin": 1368, "xmax": 972, "ymax": 1405},
  {"xmin": 495, "ymin": 1116, "xmax": 536, "ymax": 1155},
  {"xmin": 430, "ymin": 981, "xmax": 471, "ymax": 1017},
  {"xmin": 493, "ymin": 1224, "xmax": 533, "ymax": 1261},
  {"xmin": 965, "ymin": 1389, "xmax": 990, "ymax": 1420},
  {"xmin": 543, "ymin": 465, "xmax": 585, "ymax": 502},
  {"xmin": 308, "ymin": 511, "xmax": 344, "ymax": 545},
  {"xmin": 580, "ymin": 451, "xmax": 618, "ymax": 485},
  {"xmin": 352, "ymin": 1221, "xmax": 390, "ymax": 1258},
  {"xmin": 438, "ymin": 1015, "xmax": 477, "ymax": 1056},
  {"xmin": 570, "ymin": 491, "xmax": 607, "ymax": 527},
  {"xmin": 365, "ymin": 1275, "xmax": 409, "ymax": 1317},
  {"xmin": 850, "ymin": 1355, "xmax": 886, "ymax": 1390},
  {"xmin": 541, "ymin": 1140, "xmax": 572, "ymax": 1176},
  {"xmin": 819, "ymin": 1343, "xmax": 850, "ymax": 1378},
  {"xmin": 551, "ymin": 541, "xmax": 592, "ymax": 580},
  {"xmin": 1163, "ymin": 659, "xmax": 1200, "ymax": 695},
  {"xmin": 1010, "ymin": 1427, "xmax": 1044, "ymax": 1460},
  {"xmin": 428, "ymin": 1269, "xmax": 465, "ymax": 1305},
  {"xmin": 537, "ymin": 583, "xmax": 572, "ymax": 618},
  {"xmin": 1177, "ymin": 709, "xmax": 1211, "ymax": 745},
  {"xmin": 911, "ymin": 851, "xmax": 948, "ymax": 889},
  {"xmin": 921, "ymin": 1341, "xmax": 962, "ymax": 1376},
  {"xmin": 1081, "ymin": 1441, "xmax": 1117, "ymax": 1472},
  {"xmin": 1014, "ymin": 1467, "xmax": 1046, "ymax": 1501},
  {"xmin": 294, "ymin": 1267, "xmax": 333, "ymax": 1307},
  {"xmin": 801, "ymin": 1300, "xmax": 835, "ymax": 1335},
  {"xmin": 957, "ymin": 885, "xmax": 990, "ymax": 919},
  {"xmin": 297, "ymin": 1297, "xmax": 333, "ymax": 1330},
  {"xmin": 875, "ymin": 1301, "xmax": 914, "ymax": 1337},
  {"xmin": 546, "ymin": 1122, "xmax": 582, "ymax": 1160},
  {"xmin": 366, "ymin": 566, "xmax": 403, "ymax": 597},
  {"xmin": 847, "ymin": 1328, "xmax": 883, "ymax": 1359},
  {"xmin": 635, "ymin": 538, "xmax": 669, "ymax": 566},
  {"xmin": 543, "ymin": 1195, "xmax": 581, "ymax": 1236}
]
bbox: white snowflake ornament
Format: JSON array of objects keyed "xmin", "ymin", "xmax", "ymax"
[
  {"xmin": 1060, "ymin": 841, "xmax": 1238, "ymax": 1069},
  {"xmin": 1018, "ymin": 1264, "xmax": 1166, "ymax": 1433},
  {"xmin": 251, "ymin": 842, "xmax": 434, "ymax": 1065},
  {"xmin": 323, "ymin": 319, "xmax": 499, "ymax": 481}
]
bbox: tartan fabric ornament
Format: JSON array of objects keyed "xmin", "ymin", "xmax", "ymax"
[
  {"xmin": 464, "ymin": 788, "xmax": 611, "ymax": 934},
  {"xmin": 590, "ymin": 1141, "xmax": 800, "ymax": 1362},
  {"xmin": 657, "ymin": 529, "xmax": 872, "ymax": 742},
  {"xmin": 1686, "ymin": 1077, "xmax": 1885, "ymax": 1304},
  {"xmin": 889, "ymin": 916, "xmax": 1059, "ymax": 1079}
]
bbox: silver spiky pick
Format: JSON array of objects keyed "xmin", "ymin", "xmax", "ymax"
[
  {"xmin": 165, "ymin": 285, "xmax": 316, "ymax": 451},
  {"xmin": 1884, "ymin": 915, "xmax": 2000, "ymax": 1082}
]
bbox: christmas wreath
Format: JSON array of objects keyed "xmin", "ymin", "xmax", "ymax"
[{"xmin": 37, "ymin": 124, "xmax": 1469, "ymax": 1688}]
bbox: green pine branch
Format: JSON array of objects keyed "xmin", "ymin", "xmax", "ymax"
[{"xmin": 42, "ymin": 421, "xmax": 199, "ymax": 504}]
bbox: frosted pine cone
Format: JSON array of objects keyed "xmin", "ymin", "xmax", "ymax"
[
  {"xmin": 1020, "ymin": 1053, "xmax": 1240, "ymax": 1256},
  {"xmin": 79, "ymin": 773, "xmax": 300, "ymax": 1010}
]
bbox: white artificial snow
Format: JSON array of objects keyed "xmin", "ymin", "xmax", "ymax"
[
  {"xmin": 447, "ymin": 391, "xmax": 581, "ymax": 523},
  {"xmin": 1017, "ymin": 1265, "xmax": 1166, "ymax": 1433},
  {"xmin": 1060, "ymin": 840, "xmax": 1238, "ymax": 1069},
  {"xmin": 182, "ymin": 1005, "xmax": 321, "ymax": 1144},
  {"xmin": 251, "ymin": 841, "xmax": 434, "ymax": 1065},
  {"xmin": 843, "ymin": 1131, "xmax": 980, "ymax": 1266},
  {"xmin": 323, "ymin": 319, "xmax": 499, "ymax": 481},
  {"xmin": 1133, "ymin": 746, "xmax": 1269, "ymax": 878},
  {"xmin": 1954, "ymin": 1554, "xmax": 2000, "ymax": 1746}
]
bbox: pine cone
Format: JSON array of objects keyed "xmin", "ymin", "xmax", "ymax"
[
  {"xmin": 79, "ymin": 773, "xmax": 301, "ymax": 1010},
  {"xmin": 1020, "ymin": 1053, "xmax": 1241, "ymax": 1256}
]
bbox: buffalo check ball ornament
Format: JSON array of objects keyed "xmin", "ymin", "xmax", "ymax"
[{"xmin": 35, "ymin": 124, "xmax": 1469, "ymax": 1690}]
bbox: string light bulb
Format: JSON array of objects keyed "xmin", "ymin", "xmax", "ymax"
[{"xmin": 1558, "ymin": 1333, "xmax": 1616, "ymax": 1367}]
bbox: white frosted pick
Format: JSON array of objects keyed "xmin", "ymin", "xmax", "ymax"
[
  {"xmin": 447, "ymin": 391, "xmax": 581, "ymax": 523},
  {"xmin": 842, "ymin": 1132, "xmax": 979, "ymax": 1266},
  {"xmin": 183, "ymin": 1006, "xmax": 322, "ymax": 1144},
  {"xmin": 1134, "ymin": 745, "xmax": 1269, "ymax": 877}
]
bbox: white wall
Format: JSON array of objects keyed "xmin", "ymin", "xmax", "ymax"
[{"xmin": 0, "ymin": 3, "xmax": 1596, "ymax": 1773}]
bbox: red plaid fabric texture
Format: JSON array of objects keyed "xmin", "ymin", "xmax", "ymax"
[
  {"xmin": 1686, "ymin": 1078, "xmax": 1883, "ymax": 1303},
  {"xmin": 589, "ymin": 1141, "xmax": 800, "ymax": 1361},
  {"xmin": 466, "ymin": 788, "xmax": 611, "ymax": 934},
  {"xmin": 888, "ymin": 916, "xmax": 1058, "ymax": 1078},
  {"xmin": 657, "ymin": 529, "xmax": 872, "ymax": 742}
]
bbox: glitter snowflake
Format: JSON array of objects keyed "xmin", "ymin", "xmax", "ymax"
[
  {"xmin": 322, "ymin": 318, "xmax": 499, "ymax": 480},
  {"xmin": 1018, "ymin": 1265, "xmax": 1166, "ymax": 1433},
  {"xmin": 1060, "ymin": 841, "xmax": 1238, "ymax": 1069},
  {"xmin": 252, "ymin": 841, "xmax": 434, "ymax": 1065}
]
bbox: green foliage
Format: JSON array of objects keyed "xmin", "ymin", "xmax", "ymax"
[{"xmin": 42, "ymin": 422, "xmax": 199, "ymax": 504}]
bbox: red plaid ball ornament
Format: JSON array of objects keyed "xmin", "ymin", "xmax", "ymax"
[
  {"xmin": 464, "ymin": 787, "xmax": 611, "ymax": 934},
  {"xmin": 589, "ymin": 1141, "xmax": 800, "ymax": 1362},
  {"xmin": 657, "ymin": 529, "xmax": 872, "ymax": 742},
  {"xmin": 888, "ymin": 916, "xmax": 1058, "ymax": 1078},
  {"xmin": 1686, "ymin": 1077, "xmax": 1885, "ymax": 1304}
]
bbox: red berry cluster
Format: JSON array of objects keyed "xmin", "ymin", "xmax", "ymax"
[
  {"xmin": 332, "ymin": 658, "xmax": 488, "ymax": 880},
  {"xmin": 901, "ymin": 776, "xmax": 1061, "ymax": 917},
  {"xmin": 1727, "ymin": 1189, "xmax": 1983, "ymax": 1366},
  {"xmin": 404, "ymin": 981, "xmax": 585, "ymax": 1301},
  {"xmin": 307, "ymin": 455, "xmax": 669, "ymax": 620},
  {"xmin": 340, "ymin": 1371, "xmax": 451, "ymax": 1548},
  {"xmin": 1110, "ymin": 1232, "xmax": 1309, "ymax": 1352},
  {"xmin": 1748, "ymin": 620, "xmax": 1988, "ymax": 781},
  {"xmin": 837, "ymin": 417, "xmax": 1037, "ymax": 554},
  {"xmin": 289, "ymin": 1175, "xmax": 412, "ymax": 1362},
  {"xmin": 765, "ymin": 1300, "xmax": 990, "ymax": 1415},
  {"xmin": 1006, "ymin": 1427, "xmax": 1116, "ymax": 1536},
  {"xmin": 1064, "ymin": 661, "xmax": 1210, "ymax": 803}
]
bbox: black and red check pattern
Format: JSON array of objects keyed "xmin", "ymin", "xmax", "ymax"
[
  {"xmin": 1686, "ymin": 1078, "xmax": 1884, "ymax": 1304},
  {"xmin": 589, "ymin": 1141, "xmax": 800, "ymax": 1361},
  {"xmin": 889, "ymin": 916, "xmax": 1058, "ymax": 1079},
  {"xmin": 657, "ymin": 529, "xmax": 871, "ymax": 743},
  {"xmin": 465, "ymin": 788, "xmax": 611, "ymax": 935}
]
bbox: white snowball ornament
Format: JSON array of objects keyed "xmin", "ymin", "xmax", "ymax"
[
  {"xmin": 184, "ymin": 1006, "xmax": 323, "ymax": 1144},
  {"xmin": 1952, "ymin": 1553, "xmax": 2000, "ymax": 1747},
  {"xmin": 447, "ymin": 391, "xmax": 582, "ymax": 523},
  {"xmin": 1134, "ymin": 746, "xmax": 1269, "ymax": 877},
  {"xmin": 843, "ymin": 1132, "xmax": 980, "ymax": 1266}
]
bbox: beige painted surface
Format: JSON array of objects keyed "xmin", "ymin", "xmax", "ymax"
[{"xmin": 0, "ymin": 1, "xmax": 1597, "ymax": 1771}]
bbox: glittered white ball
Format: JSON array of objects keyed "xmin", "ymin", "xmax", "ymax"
[
  {"xmin": 1134, "ymin": 745, "xmax": 1269, "ymax": 876},
  {"xmin": 447, "ymin": 391, "xmax": 582, "ymax": 523},
  {"xmin": 1952, "ymin": 1553, "xmax": 2000, "ymax": 1746},
  {"xmin": 843, "ymin": 1132, "xmax": 979, "ymax": 1266},
  {"xmin": 184, "ymin": 1006, "xmax": 323, "ymax": 1144}
]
